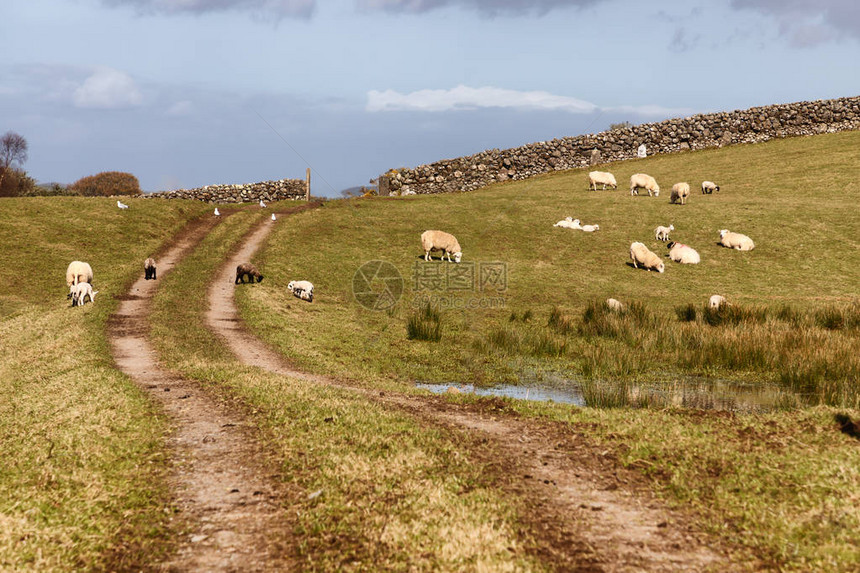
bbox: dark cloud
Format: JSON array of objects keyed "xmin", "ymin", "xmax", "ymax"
[
  {"xmin": 731, "ymin": 0, "xmax": 860, "ymax": 46},
  {"xmin": 101, "ymin": 0, "xmax": 315, "ymax": 19},
  {"xmin": 356, "ymin": 0, "xmax": 600, "ymax": 17}
]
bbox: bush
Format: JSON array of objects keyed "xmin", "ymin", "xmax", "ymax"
[
  {"xmin": 0, "ymin": 168, "xmax": 36, "ymax": 197},
  {"xmin": 69, "ymin": 171, "xmax": 140, "ymax": 197}
]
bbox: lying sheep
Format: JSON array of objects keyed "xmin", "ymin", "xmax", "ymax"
[
  {"xmin": 702, "ymin": 181, "xmax": 720, "ymax": 194},
  {"xmin": 581, "ymin": 224, "xmax": 600, "ymax": 233},
  {"xmin": 235, "ymin": 263, "xmax": 264, "ymax": 284},
  {"xmin": 669, "ymin": 182, "xmax": 691, "ymax": 205},
  {"xmin": 655, "ymin": 224, "xmax": 674, "ymax": 241},
  {"xmin": 719, "ymin": 229, "xmax": 755, "ymax": 251},
  {"xmin": 630, "ymin": 173, "xmax": 660, "ymax": 197},
  {"xmin": 144, "ymin": 257, "xmax": 157, "ymax": 280},
  {"xmin": 554, "ymin": 217, "xmax": 581, "ymax": 229},
  {"xmin": 667, "ymin": 241, "xmax": 701, "ymax": 264},
  {"xmin": 70, "ymin": 282, "xmax": 98, "ymax": 307},
  {"xmin": 629, "ymin": 242, "xmax": 665, "ymax": 273},
  {"xmin": 421, "ymin": 230, "xmax": 462, "ymax": 263},
  {"xmin": 588, "ymin": 171, "xmax": 617, "ymax": 191},
  {"xmin": 709, "ymin": 294, "xmax": 729, "ymax": 309},
  {"xmin": 66, "ymin": 261, "xmax": 93, "ymax": 288},
  {"xmin": 288, "ymin": 280, "xmax": 314, "ymax": 302},
  {"xmin": 605, "ymin": 298, "xmax": 624, "ymax": 311}
]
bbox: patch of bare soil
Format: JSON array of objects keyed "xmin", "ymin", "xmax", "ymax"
[
  {"xmin": 108, "ymin": 215, "xmax": 296, "ymax": 572},
  {"xmin": 207, "ymin": 213, "xmax": 747, "ymax": 572}
]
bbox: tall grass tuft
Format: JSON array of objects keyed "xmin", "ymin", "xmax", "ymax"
[
  {"xmin": 406, "ymin": 302, "xmax": 442, "ymax": 342},
  {"xmin": 676, "ymin": 303, "xmax": 698, "ymax": 322},
  {"xmin": 547, "ymin": 305, "xmax": 573, "ymax": 334}
]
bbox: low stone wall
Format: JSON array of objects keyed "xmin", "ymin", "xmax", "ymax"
[
  {"xmin": 379, "ymin": 95, "xmax": 860, "ymax": 196},
  {"xmin": 145, "ymin": 178, "xmax": 308, "ymax": 203}
]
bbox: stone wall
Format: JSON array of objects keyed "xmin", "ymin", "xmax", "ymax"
[
  {"xmin": 379, "ymin": 95, "xmax": 860, "ymax": 196},
  {"xmin": 145, "ymin": 177, "xmax": 308, "ymax": 203}
]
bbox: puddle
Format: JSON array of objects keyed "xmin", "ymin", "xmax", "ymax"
[{"xmin": 416, "ymin": 382, "xmax": 585, "ymax": 406}]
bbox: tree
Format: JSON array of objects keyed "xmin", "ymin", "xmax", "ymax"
[
  {"xmin": 69, "ymin": 171, "xmax": 140, "ymax": 196},
  {"xmin": 0, "ymin": 131, "xmax": 29, "ymax": 191}
]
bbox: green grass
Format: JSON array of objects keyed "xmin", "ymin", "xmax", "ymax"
[{"xmin": 0, "ymin": 196, "xmax": 210, "ymax": 571}]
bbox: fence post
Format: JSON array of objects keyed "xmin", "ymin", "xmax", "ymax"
[
  {"xmin": 378, "ymin": 174, "xmax": 390, "ymax": 197},
  {"xmin": 305, "ymin": 168, "xmax": 311, "ymax": 200}
]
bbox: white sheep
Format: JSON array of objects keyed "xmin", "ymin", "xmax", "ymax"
[
  {"xmin": 553, "ymin": 217, "xmax": 581, "ymax": 229},
  {"xmin": 117, "ymin": 200, "xmax": 129, "ymax": 209},
  {"xmin": 144, "ymin": 257, "xmax": 157, "ymax": 280},
  {"xmin": 421, "ymin": 230, "xmax": 462, "ymax": 263},
  {"xmin": 69, "ymin": 282, "xmax": 98, "ymax": 307},
  {"xmin": 701, "ymin": 181, "xmax": 720, "ymax": 194},
  {"xmin": 629, "ymin": 242, "xmax": 665, "ymax": 273},
  {"xmin": 719, "ymin": 229, "xmax": 755, "ymax": 251},
  {"xmin": 630, "ymin": 173, "xmax": 660, "ymax": 197},
  {"xmin": 66, "ymin": 261, "xmax": 93, "ymax": 287},
  {"xmin": 667, "ymin": 241, "xmax": 701, "ymax": 264},
  {"xmin": 670, "ymin": 182, "xmax": 691, "ymax": 205},
  {"xmin": 655, "ymin": 224, "xmax": 674, "ymax": 241},
  {"xmin": 588, "ymin": 171, "xmax": 617, "ymax": 191},
  {"xmin": 709, "ymin": 294, "xmax": 729, "ymax": 309},
  {"xmin": 580, "ymin": 224, "xmax": 600, "ymax": 233},
  {"xmin": 288, "ymin": 280, "xmax": 314, "ymax": 302},
  {"xmin": 605, "ymin": 298, "xmax": 625, "ymax": 311}
]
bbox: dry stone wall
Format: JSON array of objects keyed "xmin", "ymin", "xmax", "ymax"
[
  {"xmin": 145, "ymin": 178, "xmax": 307, "ymax": 203},
  {"xmin": 379, "ymin": 96, "xmax": 860, "ymax": 196}
]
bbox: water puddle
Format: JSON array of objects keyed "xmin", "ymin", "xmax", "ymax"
[{"xmin": 416, "ymin": 382, "xmax": 585, "ymax": 405}]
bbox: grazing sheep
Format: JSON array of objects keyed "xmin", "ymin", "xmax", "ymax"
[
  {"xmin": 144, "ymin": 257, "xmax": 157, "ymax": 280},
  {"xmin": 288, "ymin": 280, "xmax": 314, "ymax": 302},
  {"xmin": 421, "ymin": 230, "xmax": 462, "ymax": 263},
  {"xmin": 630, "ymin": 173, "xmax": 660, "ymax": 197},
  {"xmin": 670, "ymin": 182, "xmax": 691, "ymax": 205},
  {"xmin": 655, "ymin": 224, "xmax": 674, "ymax": 241},
  {"xmin": 554, "ymin": 217, "xmax": 581, "ymax": 229},
  {"xmin": 667, "ymin": 241, "xmax": 701, "ymax": 264},
  {"xmin": 605, "ymin": 298, "xmax": 625, "ymax": 311},
  {"xmin": 66, "ymin": 261, "xmax": 93, "ymax": 288},
  {"xmin": 214, "ymin": 207, "xmax": 221, "ymax": 216},
  {"xmin": 581, "ymin": 224, "xmax": 600, "ymax": 233},
  {"xmin": 629, "ymin": 242, "xmax": 665, "ymax": 273},
  {"xmin": 235, "ymin": 263, "xmax": 264, "ymax": 284},
  {"xmin": 709, "ymin": 294, "xmax": 729, "ymax": 309},
  {"xmin": 719, "ymin": 229, "xmax": 755, "ymax": 251},
  {"xmin": 701, "ymin": 181, "xmax": 720, "ymax": 194},
  {"xmin": 117, "ymin": 200, "xmax": 129, "ymax": 209},
  {"xmin": 588, "ymin": 171, "xmax": 617, "ymax": 191},
  {"xmin": 69, "ymin": 282, "xmax": 98, "ymax": 307}
]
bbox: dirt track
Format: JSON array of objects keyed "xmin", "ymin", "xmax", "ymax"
[{"xmin": 110, "ymin": 208, "xmax": 740, "ymax": 571}]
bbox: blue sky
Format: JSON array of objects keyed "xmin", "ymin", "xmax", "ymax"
[{"xmin": 2, "ymin": 0, "xmax": 858, "ymax": 196}]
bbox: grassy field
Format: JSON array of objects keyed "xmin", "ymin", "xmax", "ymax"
[
  {"xmin": 0, "ymin": 197, "xmax": 209, "ymax": 570},
  {"xmin": 235, "ymin": 131, "xmax": 860, "ymax": 569}
]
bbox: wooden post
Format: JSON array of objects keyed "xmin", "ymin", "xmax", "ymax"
[
  {"xmin": 378, "ymin": 175, "xmax": 390, "ymax": 197},
  {"xmin": 305, "ymin": 168, "xmax": 311, "ymax": 201}
]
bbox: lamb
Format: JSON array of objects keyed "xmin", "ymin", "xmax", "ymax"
[
  {"xmin": 553, "ymin": 217, "xmax": 581, "ymax": 229},
  {"xmin": 288, "ymin": 280, "xmax": 314, "ymax": 302},
  {"xmin": 605, "ymin": 298, "xmax": 624, "ymax": 311},
  {"xmin": 630, "ymin": 173, "xmax": 660, "ymax": 197},
  {"xmin": 719, "ymin": 229, "xmax": 755, "ymax": 251},
  {"xmin": 701, "ymin": 181, "xmax": 720, "ymax": 194},
  {"xmin": 669, "ymin": 182, "xmax": 691, "ymax": 205},
  {"xmin": 144, "ymin": 257, "xmax": 157, "ymax": 280},
  {"xmin": 69, "ymin": 282, "xmax": 98, "ymax": 307},
  {"xmin": 629, "ymin": 242, "xmax": 665, "ymax": 273},
  {"xmin": 580, "ymin": 224, "xmax": 600, "ymax": 233},
  {"xmin": 588, "ymin": 171, "xmax": 617, "ymax": 191},
  {"xmin": 66, "ymin": 261, "xmax": 93, "ymax": 288},
  {"xmin": 709, "ymin": 294, "xmax": 729, "ymax": 309},
  {"xmin": 655, "ymin": 224, "xmax": 674, "ymax": 241},
  {"xmin": 235, "ymin": 262, "xmax": 264, "ymax": 284},
  {"xmin": 421, "ymin": 230, "xmax": 462, "ymax": 263},
  {"xmin": 667, "ymin": 241, "xmax": 701, "ymax": 264}
]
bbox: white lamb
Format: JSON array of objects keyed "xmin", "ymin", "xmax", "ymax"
[
  {"xmin": 69, "ymin": 282, "xmax": 98, "ymax": 307},
  {"xmin": 580, "ymin": 224, "xmax": 600, "ymax": 233},
  {"xmin": 701, "ymin": 181, "xmax": 720, "ymax": 194},
  {"xmin": 605, "ymin": 298, "xmax": 624, "ymax": 311},
  {"xmin": 655, "ymin": 224, "xmax": 674, "ymax": 241},
  {"xmin": 66, "ymin": 261, "xmax": 93, "ymax": 287},
  {"xmin": 719, "ymin": 229, "xmax": 755, "ymax": 251},
  {"xmin": 629, "ymin": 242, "xmax": 665, "ymax": 273},
  {"xmin": 630, "ymin": 173, "xmax": 660, "ymax": 197},
  {"xmin": 588, "ymin": 171, "xmax": 617, "ymax": 191},
  {"xmin": 709, "ymin": 294, "xmax": 729, "ymax": 309},
  {"xmin": 421, "ymin": 230, "xmax": 462, "ymax": 263},
  {"xmin": 669, "ymin": 182, "xmax": 691, "ymax": 205},
  {"xmin": 554, "ymin": 217, "xmax": 581, "ymax": 229},
  {"xmin": 288, "ymin": 280, "xmax": 314, "ymax": 302},
  {"xmin": 667, "ymin": 241, "xmax": 701, "ymax": 264}
]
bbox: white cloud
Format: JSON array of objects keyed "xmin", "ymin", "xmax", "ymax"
[
  {"xmin": 367, "ymin": 85, "xmax": 598, "ymax": 113},
  {"xmin": 357, "ymin": 0, "xmax": 599, "ymax": 16},
  {"xmin": 367, "ymin": 85, "xmax": 695, "ymax": 117},
  {"xmin": 102, "ymin": 0, "xmax": 315, "ymax": 19},
  {"xmin": 73, "ymin": 67, "xmax": 143, "ymax": 109},
  {"xmin": 166, "ymin": 100, "xmax": 194, "ymax": 116},
  {"xmin": 731, "ymin": 0, "xmax": 860, "ymax": 46}
]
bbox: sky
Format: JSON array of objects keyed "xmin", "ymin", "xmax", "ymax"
[{"xmin": 1, "ymin": 0, "xmax": 859, "ymax": 197}]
